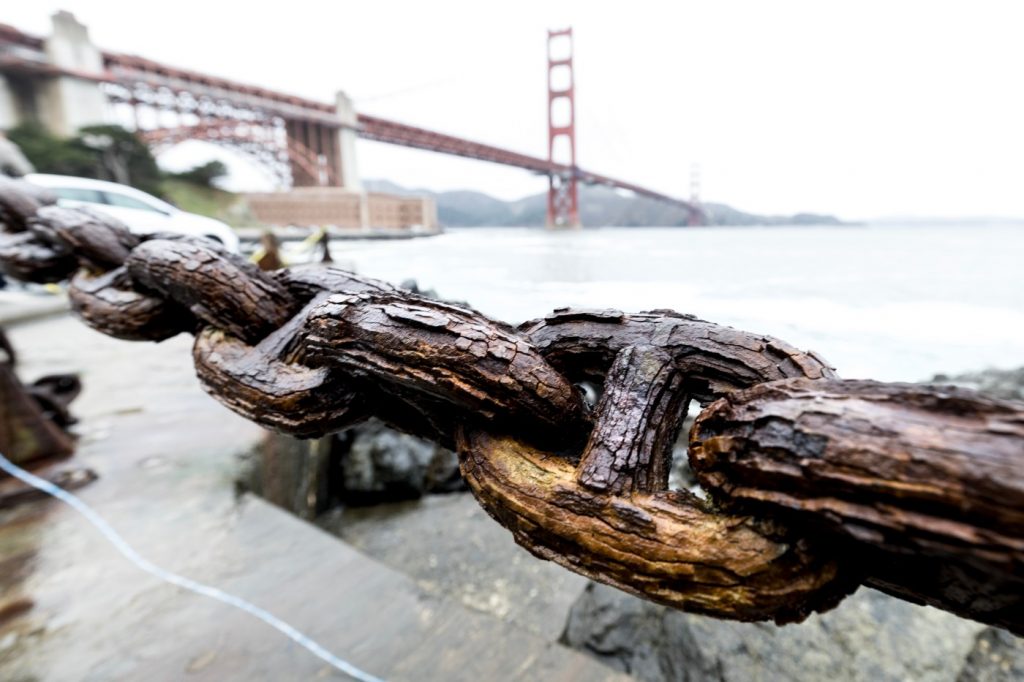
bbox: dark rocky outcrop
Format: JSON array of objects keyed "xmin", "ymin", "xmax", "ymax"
[
  {"xmin": 339, "ymin": 418, "xmax": 464, "ymax": 504},
  {"xmin": 240, "ymin": 421, "xmax": 464, "ymax": 517},
  {"xmin": 563, "ymin": 366, "xmax": 1024, "ymax": 680},
  {"xmin": 959, "ymin": 628, "xmax": 1024, "ymax": 681},
  {"xmin": 930, "ymin": 367, "xmax": 1024, "ymax": 403},
  {"xmin": 562, "ymin": 583, "xmax": 1017, "ymax": 682}
]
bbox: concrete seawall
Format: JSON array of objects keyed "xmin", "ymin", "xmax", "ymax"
[{"xmin": 246, "ymin": 188, "xmax": 438, "ymax": 232}]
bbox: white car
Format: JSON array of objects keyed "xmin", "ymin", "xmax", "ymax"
[{"xmin": 25, "ymin": 173, "xmax": 240, "ymax": 253}]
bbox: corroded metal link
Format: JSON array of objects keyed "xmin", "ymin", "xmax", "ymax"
[
  {"xmin": 126, "ymin": 239, "xmax": 298, "ymax": 343},
  {"xmin": 458, "ymin": 428, "xmax": 855, "ymax": 623},
  {"xmin": 69, "ymin": 267, "xmax": 195, "ymax": 342},
  {"xmin": 30, "ymin": 205, "xmax": 142, "ymax": 271},
  {"xmin": 0, "ymin": 178, "xmax": 76, "ymax": 283},
  {"xmin": 0, "ymin": 231, "xmax": 78, "ymax": 283},
  {"xmin": 189, "ymin": 265, "xmax": 583, "ymax": 444},
  {"xmin": 0, "ymin": 180, "xmax": 869, "ymax": 625},
  {"xmin": 2, "ymin": 179, "xmax": 1022, "ymax": 632},
  {"xmin": 0, "ymin": 177, "xmax": 57, "ymax": 232},
  {"xmin": 3, "ymin": 186, "xmax": 589, "ymax": 447},
  {"xmin": 518, "ymin": 307, "xmax": 835, "ymax": 498},
  {"xmin": 194, "ymin": 294, "xmax": 367, "ymax": 438},
  {"xmin": 521, "ymin": 308, "xmax": 836, "ymax": 403},
  {"xmin": 300, "ymin": 291, "xmax": 592, "ymax": 448},
  {"xmin": 575, "ymin": 345, "xmax": 688, "ymax": 494},
  {"xmin": 191, "ymin": 266, "xmax": 401, "ymax": 438},
  {"xmin": 0, "ymin": 197, "xmax": 200, "ymax": 340},
  {"xmin": 459, "ymin": 310, "xmax": 854, "ymax": 622},
  {"xmin": 690, "ymin": 378, "xmax": 1024, "ymax": 635},
  {"xmin": 275, "ymin": 263, "xmax": 398, "ymax": 301}
]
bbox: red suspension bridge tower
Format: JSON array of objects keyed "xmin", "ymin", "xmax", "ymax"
[
  {"xmin": 546, "ymin": 28, "xmax": 580, "ymax": 229},
  {"xmin": 689, "ymin": 163, "xmax": 703, "ymax": 226},
  {"xmin": 0, "ymin": 15, "xmax": 704, "ymax": 228}
]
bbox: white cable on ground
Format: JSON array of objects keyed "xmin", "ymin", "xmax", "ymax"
[{"xmin": 0, "ymin": 451, "xmax": 384, "ymax": 682}]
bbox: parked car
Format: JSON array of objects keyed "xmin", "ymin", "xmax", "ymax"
[{"xmin": 25, "ymin": 173, "xmax": 240, "ymax": 253}]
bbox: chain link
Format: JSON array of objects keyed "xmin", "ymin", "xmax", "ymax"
[{"xmin": 0, "ymin": 177, "xmax": 1021, "ymax": 633}]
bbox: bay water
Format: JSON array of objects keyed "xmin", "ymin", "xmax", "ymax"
[{"xmin": 317, "ymin": 224, "xmax": 1024, "ymax": 382}]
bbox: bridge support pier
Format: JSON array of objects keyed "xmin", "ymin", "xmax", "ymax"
[
  {"xmin": 283, "ymin": 91, "xmax": 360, "ymax": 190},
  {"xmin": 548, "ymin": 173, "xmax": 579, "ymax": 229},
  {"xmin": 285, "ymin": 119, "xmax": 337, "ymax": 187},
  {"xmin": 38, "ymin": 11, "xmax": 108, "ymax": 136},
  {"xmin": 0, "ymin": 76, "xmax": 20, "ymax": 130},
  {"xmin": 334, "ymin": 91, "xmax": 362, "ymax": 192}
]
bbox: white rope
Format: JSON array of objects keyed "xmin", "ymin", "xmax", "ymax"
[{"xmin": 0, "ymin": 451, "xmax": 384, "ymax": 682}]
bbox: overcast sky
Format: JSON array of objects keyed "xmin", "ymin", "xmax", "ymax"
[{"xmin": 6, "ymin": 1, "xmax": 1024, "ymax": 219}]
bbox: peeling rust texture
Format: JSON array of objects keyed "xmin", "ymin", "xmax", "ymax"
[
  {"xmin": 0, "ymin": 231, "xmax": 77, "ymax": 283},
  {"xmin": 301, "ymin": 292, "xmax": 590, "ymax": 448},
  {"xmin": 126, "ymin": 239, "xmax": 297, "ymax": 343},
  {"xmin": 0, "ymin": 177, "xmax": 57, "ymax": 232},
  {"xmin": 192, "ymin": 295, "xmax": 367, "ymax": 439},
  {"xmin": 458, "ymin": 428, "xmax": 856, "ymax": 623},
  {"xmin": 576, "ymin": 345, "xmax": 689, "ymax": 494},
  {"xmin": 2, "ymin": 178, "xmax": 1023, "ymax": 632},
  {"xmin": 31, "ymin": 205, "xmax": 141, "ymax": 271},
  {"xmin": 691, "ymin": 378, "xmax": 1024, "ymax": 635},
  {"xmin": 521, "ymin": 307, "xmax": 836, "ymax": 403},
  {"xmin": 69, "ymin": 267, "xmax": 195, "ymax": 341}
]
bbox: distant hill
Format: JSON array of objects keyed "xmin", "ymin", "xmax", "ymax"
[
  {"xmin": 365, "ymin": 179, "xmax": 845, "ymax": 228},
  {"xmin": 867, "ymin": 215, "xmax": 1024, "ymax": 226}
]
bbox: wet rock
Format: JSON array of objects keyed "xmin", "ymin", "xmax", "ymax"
[
  {"xmin": 241, "ymin": 420, "xmax": 464, "ymax": 514},
  {"xmin": 399, "ymin": 278, "xmax": 433, "ymax": 297},
  {"xmin": 341, "ymin": 418, "xmax": 464, "ymax": 504},
  {"xmin": 562, "ymin": 583, "xmax": 1024, "ymax": 682},
  {"xmin": 958, "ymin": 628, "xmax": 1024, "ymax": 681},
  {"xmin": 399, "ymin": 278, "xmax": 472, "ymax": 311},
  {"xmin": 929, "ymin": 367, "xmax": 1024, "ymax": 403}
]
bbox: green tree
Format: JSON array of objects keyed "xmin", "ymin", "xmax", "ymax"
[
  {"xmin": 7, "ymin": 123, "xmax": 164, "ymax": 196},
  {"xmin": 171, "ymin": 160, "xmax": 228, "ymax": 188},
  {"xmin": 7, "ymin": 123, "xmax": 95, "ymax": 177},
  {"xmin": 72, "ymin": 125, "xmax": 163, "ymax": 196}
]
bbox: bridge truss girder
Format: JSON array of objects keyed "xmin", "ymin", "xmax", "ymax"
[{"xmin": 101, "ymin": 81, "xmax": 340, "ymax": 188}]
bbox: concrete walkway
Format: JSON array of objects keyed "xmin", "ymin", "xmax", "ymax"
[
  {"xmin": 0, "ymin": 289, "xmax": 70, "ymax": 327},
  {"xmin": 0, "ymin": 317, "xmax": 624, "ymax": 681}
]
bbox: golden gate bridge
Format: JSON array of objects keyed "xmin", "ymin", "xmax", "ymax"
[{"xmin": 0, "ymin": 13, "xmax": 703, "ymax": 227}]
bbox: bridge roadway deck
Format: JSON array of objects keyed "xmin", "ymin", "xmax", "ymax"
[{"xmin": 0, "ymin": 315, "xmax": 625, "ymax": 681}]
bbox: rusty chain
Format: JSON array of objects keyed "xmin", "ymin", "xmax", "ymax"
[{"xmin": 0, "ymin": 176, "xmax": 1021, "ymax": 634}]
